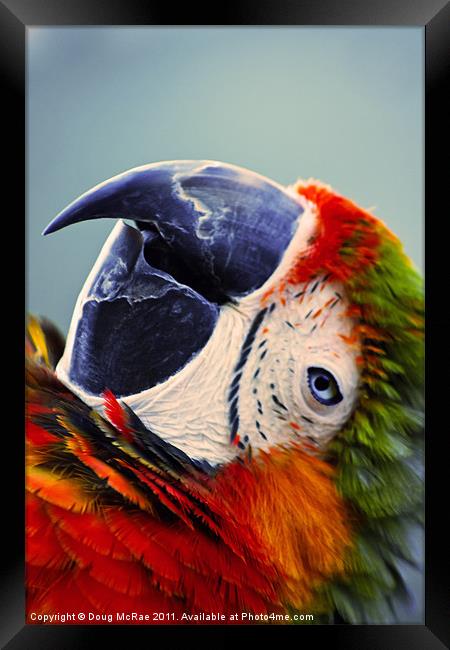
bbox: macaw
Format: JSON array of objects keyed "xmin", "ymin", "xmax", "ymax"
[{"xmin": 26, "ymin": 161, "xmax": 424, "ymax": 624}]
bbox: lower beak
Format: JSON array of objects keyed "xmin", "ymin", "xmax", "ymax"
[{"xmin": 59, "ymin": 219, "xmax": 219, "ymax": 398}]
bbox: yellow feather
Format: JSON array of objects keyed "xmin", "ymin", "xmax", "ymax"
[{"xmin": 27, "ymin": 316, "xmax": 50, "ymax": 368}]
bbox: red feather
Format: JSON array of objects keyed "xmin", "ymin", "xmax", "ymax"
[
  {"xmin": 25, "ymin": 317, "xmax": 352, "ymax": 622},
  {"xmin": 102, "ymin": 389, "xmax": 134, "ymax": 443}
]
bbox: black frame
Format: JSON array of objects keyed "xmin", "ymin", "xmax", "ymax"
[{"xmin": 3, "ymin": 1, "xmax": 449, "ymax": 647}]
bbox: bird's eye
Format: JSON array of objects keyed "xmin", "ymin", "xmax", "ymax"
[{"xmin": 307, "ymin": 367, "xmax": 343, "ymax": 406}]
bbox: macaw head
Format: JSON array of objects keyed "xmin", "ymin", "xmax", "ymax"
[{"xmin": 44, "ymin": 161, "xmax": 423, "ymax": 468}]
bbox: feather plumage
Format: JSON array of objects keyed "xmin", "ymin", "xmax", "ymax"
[
  {"xmin": 25, "ymin": 180, "xmax": 424, "ymax": 624},
  {"xmin": 26, "ymin": 319, "xmax": 353, "ymax": 621}
]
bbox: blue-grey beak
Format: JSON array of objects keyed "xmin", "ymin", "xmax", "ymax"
[
  {"xmin": 46, "ymin": 161, "xmax": 304, "ymax": 398},
  {"xmin": 44, "ymin": 161, "xmax": 304, "ymax": 297}
]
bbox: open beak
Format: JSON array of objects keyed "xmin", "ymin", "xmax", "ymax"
[{"xmin": 45, "ymin": 161, "xmax": 304, "ymax": 397}]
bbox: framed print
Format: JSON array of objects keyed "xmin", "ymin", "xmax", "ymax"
[{"xmin": 1, "ymin": 1, "xmax": 448, "ymax": 647}]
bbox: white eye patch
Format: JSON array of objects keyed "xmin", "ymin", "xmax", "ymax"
[{"xmin": 233, "ymin": 276, "xmax": 361, "ymax": 453}]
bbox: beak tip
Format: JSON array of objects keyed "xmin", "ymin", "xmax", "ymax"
[
  {"xmin": 42, "ymin": 219, "xmax": 61, "ymax": 236},
  {"xmin": 43, "ymin": 205, "xmax": 77, "ymax": 235}
]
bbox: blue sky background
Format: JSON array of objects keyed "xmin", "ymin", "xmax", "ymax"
[
  {"xmin": 27, "ymin": 27, "xmax": 424, "ymax": 623},
  {"xmin": 27, "ymin": 27, "xmax": 423, "ymax": 335}
]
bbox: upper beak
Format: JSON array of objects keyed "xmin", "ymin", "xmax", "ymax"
[{"xmin": 44, "ymin": 160, "xmax": 304, "ymax": 298}]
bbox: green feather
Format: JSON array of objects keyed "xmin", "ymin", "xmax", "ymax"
[{"xmin": 325, "ymin": 218, "xmax": 424, "ymax": 622}]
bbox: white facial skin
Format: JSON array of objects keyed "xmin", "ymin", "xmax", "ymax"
[
  {"xmin": 56, "ymin": 201, "xmax": 361, "ymax": 465},
  {"xmin": 234, "ymin": 279, "xmax": 360, "ymax": 455}
]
